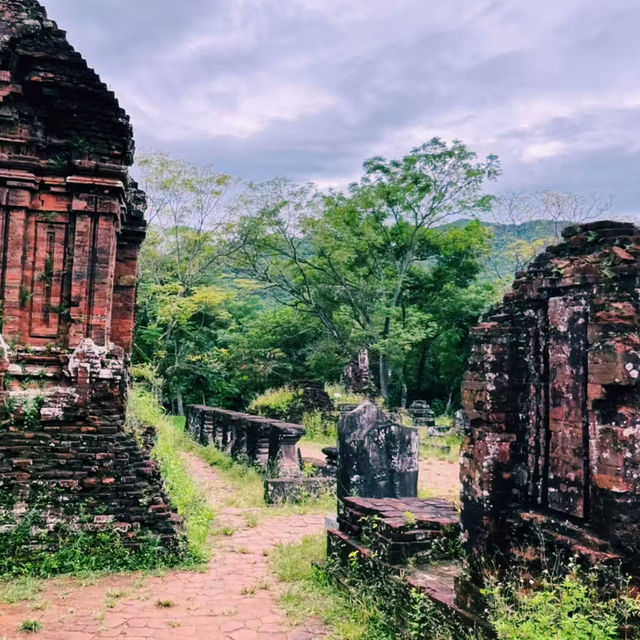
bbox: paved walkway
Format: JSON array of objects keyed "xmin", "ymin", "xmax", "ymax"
[{"xmin": 0, "ymin": 455, "xmax": 328, "ymax": 639}]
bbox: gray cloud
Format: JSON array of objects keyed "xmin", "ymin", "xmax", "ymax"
[{"xmin": 43, "ymin": 0, "xmax": 640, "ymax": 213}]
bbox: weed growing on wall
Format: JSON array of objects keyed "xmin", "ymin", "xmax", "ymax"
[
  {"xmin": 0, "ymin": 516, "xmax": 177, "ymax": 577},
  {"xmin": 485, "ymin": 569, "xmax": 640, "ymax": 640},
  {"xmin": 270, "ymin": 534, "xmax": 474, "ymax": 640}
]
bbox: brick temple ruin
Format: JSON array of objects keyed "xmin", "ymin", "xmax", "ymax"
[
  {"xmin": 328, "ymin": 221, "xmax": 640, "ymax": 630},
  {"xmin": 461, "ymin": 219, "xmax": 640, "ymax": 578},
  {"xmin": 0, "ymin": 0, "xmax": 181, "ymax": 553}
]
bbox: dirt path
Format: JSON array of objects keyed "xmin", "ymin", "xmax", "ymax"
[{"xmin": 0, "ymin": 454, "xmax": 328, "ymax": 640}]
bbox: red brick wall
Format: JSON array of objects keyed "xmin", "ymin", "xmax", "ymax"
[
  {"xmin": 0, "ymin": 0, "xmax": 182, "ymax": 552},
  {"xmin": 461, "ymin": 221, "xmax": 640, "ymax": 568}
]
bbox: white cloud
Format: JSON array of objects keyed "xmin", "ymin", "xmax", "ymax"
[
  {"xmin": 521, "ymin": 141, "xmax": 568, "ymax": 162},
  {"xmin": 125, "ymin": 75, "xmax": 338, "ymax": 140}
]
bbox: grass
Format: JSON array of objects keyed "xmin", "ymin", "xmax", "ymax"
[
  {"xmin": 18, "ymin": 619, "xmax": 42, "ymax": 633},
  {"xmin": 419, "ymin": 432, "xmax": 461, "ymax": 462},
  {"xmin": 0, "ymin": 577, "xmax": 43, "ymax": 605},
  {"xmin": 269, "ymin": 534, "xmax": 396, "ymax": 640},
  {"xmin": 156, "ymin": 599, "xmax": 175, "ymax": 608},
  {"xmin": 104, "ymin": 588, "xmax": 127, "ymax": 609},
  {"xmin": 170, "ymin": 414, "xmax": 335, "ymax": 523},
  {"xmin": 300, "ymin": 411, "xmax": 337, "ymax": 445},
  {"xmin": 129, "ymin": 390, "xmax": 215, "ymax": 563},
  {"xmin": 324, "ymin": 383, "xmax": 371, "ymax": 407}
]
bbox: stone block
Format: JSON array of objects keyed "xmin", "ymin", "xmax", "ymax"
[{"xmin": 336, "ymin": 402, "xmax": 419, "ymax": 499}]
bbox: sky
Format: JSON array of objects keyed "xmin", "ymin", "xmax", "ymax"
[{"xmin": 43, "ymin": 0, "xmax": 640, "ymax": 214}]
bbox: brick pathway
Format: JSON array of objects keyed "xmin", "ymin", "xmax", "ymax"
[{"xmin": 0, "ymin": 455, "xmax": 328, "ymax": 639}]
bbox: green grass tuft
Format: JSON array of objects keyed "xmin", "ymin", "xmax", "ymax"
[{"xmin": 19, "ymin": 619, "xmax": 42, "ymax": 633}]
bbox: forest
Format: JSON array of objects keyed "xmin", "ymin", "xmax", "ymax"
[{"xmin": 131, "ymin": 138, "xmax": 611, "ymax": 415}]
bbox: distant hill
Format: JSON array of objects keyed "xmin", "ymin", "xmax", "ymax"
[{"xmin": 444, "ymin": 218, "xmax": 569, "ymax": 280}]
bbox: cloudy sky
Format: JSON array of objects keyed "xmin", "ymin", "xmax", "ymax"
[{"xmin": 44, "ymin": 0, "xmax": 640, "ymax": 213}]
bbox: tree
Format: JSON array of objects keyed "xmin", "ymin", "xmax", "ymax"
[
  {"xmin": 137, "ymin": 152, "xmax": 240, "ymax": 292},
  {"xmin": 487, "ymin": 190, "xmax": 614, "ymax": 280},
  {"xmin": 234, "ymin": 139, "xmax": 500, "ymax": 402}
]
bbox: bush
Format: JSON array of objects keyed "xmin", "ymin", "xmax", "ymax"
[
  {"xmin": 486, "ymin": 570, "xmax": 640, "ymax": 640},
  {"xmin": 249, "ymin": 387, "xmax": 301, "ymax": 420},
  {"xmin": 302, "ymin": 411, "xmax": 337, "ymax": 442}
]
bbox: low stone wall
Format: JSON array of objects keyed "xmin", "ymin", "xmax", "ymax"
[{"xmin": 186, "ymin": 405, "xmax": 305, "ymax": 478}]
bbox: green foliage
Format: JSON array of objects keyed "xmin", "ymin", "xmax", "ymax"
[
  {"xmin": 325, "ymin": 383, "xmax": 370, "ymax": 406},
  {"xmin": 132, "ymin": 142, "xmax": 508, "ymax": 414},
  {"xmin": 19, "ymin": 619, "xmax": 42, "ymax": 633},
  {"xmin": 249, "ymin": 386, "xmax": 300, "ymax": 420},
  {"xmin": 129, "ymin": 389, "xmax": 214, "ymax": 562},
  {"xmin": 0, "ymin": 518, "xmax": 176, "ymax": 578},
  {"xmin": 234, "ymin": 139, "xmax": 499, "ymax": 403},
  {"xmin": 419, "ymin": 431, "xmax": 462, "ymax": 462},
  {"xmin": 0, "ymin": 577, "xmax": 43, "ymax": 604},
  {"xmin": 302, "ymin": 411, "xmax": 337, "ymax": 442},
  {"xmin": 271, "ymin": 535, "xmax": 475, "ymax": 640},
  {"xmin": 486, "ymin": 571, "xmax": 640, "ymax": 640}
]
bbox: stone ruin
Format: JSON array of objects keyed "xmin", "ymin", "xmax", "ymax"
[
  {"xmin": 407, "ymin": 399, "xmax": 435, "ymax": 428},
  {"xmin": 336, "ymin": 401, "xmax": 419, "ymax": 499},
  {"xmin": 0, "ymin": 0, "xmax": 181, "ymax": 553},
  {"xmin": 328, "ymin": 221, "xmax": 640, "ymax": 631},
  {"xmin": 185, "ymin": 404, "xmax": 335, "ymax": 503},
  {"xmin": 461, "ymin": 220, "xmax": 640, "ymax": 580}
]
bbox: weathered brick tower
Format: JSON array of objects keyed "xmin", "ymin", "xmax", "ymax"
[
  {"xmin": 0, "ymin": 0, "xmax": 180, "ymax": 556},
  {"xmin": 461, "ymin": 221, "xmax": 640, "ymax": 576}
]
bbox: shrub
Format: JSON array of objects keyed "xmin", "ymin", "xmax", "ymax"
[
  {"xmin": 486, "ymin": 571, "xmax": 640, "ymax": 640},
  {"xmin": 301, "ymin": 411, "xmax": 337, "ymax": 442},
  {"xmin": 249, "ymin": 387, "xmax": 301, "ymax": 420}
]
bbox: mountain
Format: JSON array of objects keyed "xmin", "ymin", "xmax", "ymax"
[{"xmin": 446, "ymin": 218, "xmax": 570, "ymax": 280}]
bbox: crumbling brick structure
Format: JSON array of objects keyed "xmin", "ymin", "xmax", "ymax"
[
  {"xmin": 0, "ymin": 0, "xmax": 181, "ymax": 554},
  {"xmin": 461, "ymin": 220, "xmax": 640, "ymax": 575}
]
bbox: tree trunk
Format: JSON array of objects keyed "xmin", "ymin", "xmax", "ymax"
[
  {"xmin": 379, "ymin": 352, "xmax": 390, "ymax": 403},
  {"xmin": 176, "ymin": 391, "xmax": 185, "ymax": 417},
  {"xmin": 445, "ymin": 385, "xmax": 454, "ymax": 415},
  {"xmin": 415, "ymin": 340, "xmax": 428, "ymax": 392},
  {"xmin": 400, "ymin": 382, "xmax": 407, "ymax": 409}
]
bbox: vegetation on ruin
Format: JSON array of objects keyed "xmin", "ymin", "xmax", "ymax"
[
  {"xmin": 271, "ymin": 536, "xmax": 640, "ymax": 640},
  {"xmin": 0, "ymin": 518, "xmax": 178, "ymax": 578},
  {"xmin": 131, "ymin": 389, "xmax": 215, "ymax": 562},
  {"xmin": 170, "ymin": 414, "xmax": 336, "ymax": 518},
  {"xmin": 485, "ymin": 567, "xmax": 640, "ymax": 640},
  {"xmin": 270, "ymin": 534, "xmax": 475, "ymax": 640}
]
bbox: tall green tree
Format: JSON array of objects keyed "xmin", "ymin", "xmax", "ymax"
[{"xmin": 234, "ymin": 139, "xmax": 500, "ymax": 402}]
